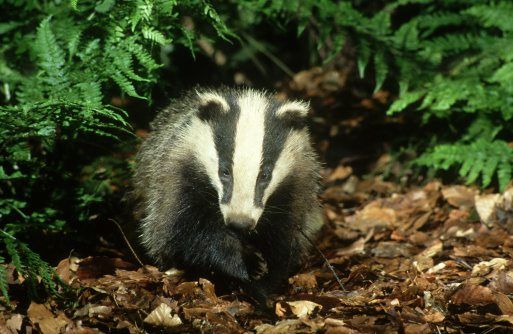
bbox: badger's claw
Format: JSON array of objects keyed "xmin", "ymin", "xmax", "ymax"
[{"xmin": 247, "ymin": 251, "xmax": 268, "ymax": 281}]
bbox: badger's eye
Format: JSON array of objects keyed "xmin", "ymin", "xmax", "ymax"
[
  {"xmin": 219, "ymin": 167, "xmax": 231, "ymax": 179},
  {"xmin": 260, "ymin": 169, "xmax": 272, "ymax": 182}
]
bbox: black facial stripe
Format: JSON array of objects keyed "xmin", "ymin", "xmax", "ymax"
[
  {"xmin": 204, "ymin": 93, "xmax": 240, "ymax": 204},
  {"xmin": 198, "ymin": 101, "xmax": 223, "ymax": 121},
  {"xmin": 254, "ymin": 101, "xmax": 289, "ymax": 207}
]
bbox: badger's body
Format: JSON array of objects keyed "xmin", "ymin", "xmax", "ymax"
[{"xmin": 133, "ymin": 87, "xmax": 323, "ymax": 300}]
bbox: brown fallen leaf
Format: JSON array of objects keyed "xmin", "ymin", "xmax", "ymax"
[
  {"xmin": 495, "ymin": 292, "xmax": 513, "ymax": 315},
  {"xmin": 88, "ymin": 305, "xmax": 112, "ymax": 319},
  {"xmin": 457, "ymin": 312, "xmax": 498, "ymax": 324},
  {"xmin": 404, "ymin": 323, "xmax": 432, "ymax": 334},
  {"xmin": 199, "ymin": 278, "xmax": 218, "ymax": 303},
  {"xmin": 286, "ymin": 300, "xmax": 322, "ymax": 318},
  {"xmin": 442, "ymin": 186, "xmax": 477, "ymax": 209},
  {"xmin": 496, "ymin": 315, "xmax": 513, "ymax": 325},
  {"xmin": 450, "ymin": 284, "xmax": 495, "ymax": 306},
  {"xmin": 334, "ymin": 236, "xmax": 367, "ymax": 257},
  {"xmin": 371, "ymin": 241, "xmax": 417, "ymax": 258},
  {"xmin": 414, "ymin": 241, "xmax": 443, "ymax": 272},
  {"xmin": 144, "ymin": 303, "xmax": 183, "ymax": 328},
  {"xmin": 423, "ymin": 310, "xmax": 445, "ymax": 323},
  {"xmin": 475, "ymin": 193, "xmax": 501, "ymax": 226},
  {"xmin": 490, "ymin": 271, "xmax": 513, "ymax": 294},
  {"xmin": 76, "ymin": 256, "xmax": 136, "ymax": 281},
  {"xmin": 325, "ymin": 326, "xmax": 360, "ymax": 334},
  {"xmin": 345, "ymin": 204, "xmax": 397, "ymax": 233},
  {"xmin": 255, "ymin": 319, "xmax": 324, "ymax": 334},
  {"xmin": 289, "ymin": 272, "xmax": 318, "ymax": 291},
  {"xmin": 27, "ymin": 303, "xmax": 69, "ymax": 334},
  {"xmin": 275, "ymin": 302, "xmax": 287, "ymax": 317},
  {"xmin": 55, "ymin": 256, "xmax": 80, "ymax": 284},
  {"xmin": 471, "ymin": 258, "xmax": 509, "ymax": 277},
  {"xmin": 5, "ymin": 314, "xmax": 23, "ymax": 333},
  {"xmin": 327, "ymin": 166, "xmax": 353, "ymax": 183}
]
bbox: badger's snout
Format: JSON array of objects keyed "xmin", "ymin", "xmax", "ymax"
[{"xmin": 226, "ymin": 214, "xmax": 256, "ymax": 231}]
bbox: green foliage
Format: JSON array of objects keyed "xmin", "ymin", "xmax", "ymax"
[
  {"xmin": 0, "ymin": 0, "xmax": 231, "ymax": 301},
  {"xmin": 244, "ymin": 0, "xmax": 513, "ymax": 190},
  {"xmin": 417, "ymin": 139, "xmax": 513, "ymax": 191},
  {"xmin": 3, "ymin": 0, "xmax": 513, "ymax": 303},
  {"xmin": 0, "ymin": 230, "xmax": 71, "ymax": 305},
  {"xmin": 382, "ymin": 1, "xmax": 513, "ymax": 190}
]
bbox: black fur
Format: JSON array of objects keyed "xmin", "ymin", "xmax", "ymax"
[
  {"xmin": 133, "ymin": 88, "xmax": 322, "ymax": 305},
  {"xmin": 160, "ymin": 157, "xmax": 303, "ymax": 298}
]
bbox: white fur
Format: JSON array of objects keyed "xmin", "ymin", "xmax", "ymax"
[
  {"xmin": 184, "ymin": 118, "xmax": 222, "ymax": 194},
  {"xmin": 263, "ymin": 130, "xmax": 307, "ymax": 204},
  {"xmin": 220, "ymin": 90, "xmax": 267, "ymax": 223},
  {"xmin": 275, "ymin": 100, "xmax": 310, "ymax": 117},
  {"xmin": 196, "ymin": 90, "xmax": 229, "ymax": 112}
]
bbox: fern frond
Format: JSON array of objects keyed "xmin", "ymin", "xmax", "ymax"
[
  {"xmin": 201, "ymin": 0, "xmax": 233, "ymax": 40},
  {"xmin": 129, "ymin": 41, "xmax": 160, "ymax": 71},
  {"xmin": 373, "ymin": 50, "xmax": 388, "ymax": 93},
  {"xmin": 356, "ymin": 40, "xmax": 371, "ymax": 78},
  {"xmin": 387, "ymin": 90, "xmax": 424, "ymax": 115},
  {"xmin": 110, "ymin": 72, "xmax": 144, "ymax": 98},
  {"xmin": 141, "ymin": 26, "xmax": 170, "ymax": 45},
  {"xmin": 416, "ymin": 139, "xmax": 513, "ymax": 190},
  {"xmin": 95, "ymin": 0, "xmax": 116, "ymax": 14},
  {"xmin": 131, "ymin": 0, "xmax": 153, "ymax": 30},
  {"xmin": 109, "ymin": 47, "xmax": 150, "ymax": 82},
  {"xmin": 498, "ymin": 157, "xmax": 512, "ymax": 191},
  {"xmin": 76, "ymin": 81, "xmax": 103, "ymax": 109},
  {"xmin": 34, "ymin": 17, "xmax": 66, "ymax": 82},
  {"xmin": 157, "ymin": 0, "xmax": 178, "ymax": 13},
  {"xmin": 0, "ymin": 257, "xmax": 10, "ymax": 305},
  {"xmin": 466, "ymin": 3, "xmax": 513, "ymax": 32},
  {"xmin": 421, "ymin": 33, "xmax": 477, "ymax": 57},
  {"xmin": 417, "ymin": 12, "xmax": 465, "ymax": 37}
]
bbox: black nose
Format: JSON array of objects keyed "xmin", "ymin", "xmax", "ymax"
[{"xmin": 226, "ymin": 216, "xmax": 256, "ymax": 231}]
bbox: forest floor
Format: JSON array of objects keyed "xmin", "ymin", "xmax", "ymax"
[{"xmin": 2, "ymin": 68, "xmax": 513, "ymax": 333}]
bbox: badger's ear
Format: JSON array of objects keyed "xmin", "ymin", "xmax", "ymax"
[
  {"xmin": 196, "ymin": 91, "xmax": 229, "ymax": 121},
  {"xmin": 276, "ymin": 100, "xmax": 310, "ymax": 129}
]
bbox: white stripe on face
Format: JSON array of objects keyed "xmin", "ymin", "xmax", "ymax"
[
  {"xmin": 262, "ymin": 130, "xmax": 307, "ymax": 205},
  {"xmin": 185, "ymin": 118, "xmax": 222, "ymax": 194},
  {"xmin": 220, "ymin": 90, "xmax": 267, "ymax": 223},
  {"xmin": 196, "ymin": 90, "xmax": 230, "ymax": 112},
  {"xmin": 275, "ymin": 100, "xmax": 310, "ymax": 117}
]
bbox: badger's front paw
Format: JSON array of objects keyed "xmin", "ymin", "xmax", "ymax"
[{"xmin": 245, "ymin": 250, "xmax": 268, "ymax": 281}]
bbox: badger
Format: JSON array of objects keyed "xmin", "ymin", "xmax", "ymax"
[{"xmin": 133, "ymin": 87, "xmax": 323, "ymax": 301}]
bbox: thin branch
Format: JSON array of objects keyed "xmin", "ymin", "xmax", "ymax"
[
  {"xmin": 109, "ymin": 218, "xmax": 145, "ymax": 268},
  {"xmin": 297, "ymin": 226, "xmax": 346, "ymax": 291}
]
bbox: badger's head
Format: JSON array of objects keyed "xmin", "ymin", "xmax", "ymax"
[{"xmin": 184, "ymin": 88, "xmax": 313, "ymax": 232}]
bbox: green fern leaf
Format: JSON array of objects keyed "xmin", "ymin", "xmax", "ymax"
[
  {"xmin": 466, "ymin": 152, "xmax": 485, "ymax": 184},
  {"xmin": 95, "ymin": 0, "xmax": 116, "ymax": 14},
  {"xmin": 387, "ymin": 90, "xmax": 423, "ymax": 115},
  {"xmin": 357, "ymin": 41, "xmax": 371, "ymax": 79},
  {"xmin": 157, "ymin": 0, "xmax": 178, "ymax": 13},
  {"xmin": 0, "ymin": 257, "xmax": 10, "ymax": 305},
  {"xmin": 498, "ymin": 157, "xmax": 512, "ymax": 191},
  {"xmin": 482, "ymin": 155, "xmax": 499, "ymax": 188},
  {"xmin": 466, "ymin": 3, "xmax": 513, "ymax": 32},
  {"xmin": 77, "ymin": 81, "xmax": 103, "ymax": 109},
  {"xmin": 418, "ymin": 139, "xmax": 513, "ymax": 190},
  {"xmin": 459, "ymin": 155, "xmax": 474, "ymax": 177},
  {"xmin": 129, "ymin": 42, "xmax": 160, "ymax": 70},
  {"xmin": 110, "ymin": 72, "xmax": 144, "ymax": 98},
  {"xmin": 34, "ymin": 17, "xmax": 66, "ymax": 81},
  {"xmin": 373, "ymin": 51, "xmax": 388, "ymax": 93},
  {"xmin": 142, "ymin": 27, "xmax": 169, "ymax": 45}
]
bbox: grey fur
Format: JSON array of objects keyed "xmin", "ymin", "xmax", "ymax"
[{"xmin": 133, "ymin": 87, "xmax": 323, "ymax": 297}]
